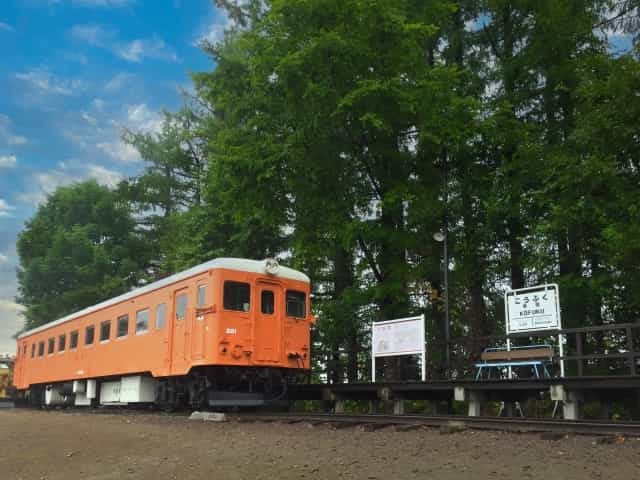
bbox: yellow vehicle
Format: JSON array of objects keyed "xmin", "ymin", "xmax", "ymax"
[{"xmin": 0, "ymin": 357, "xmax": 14, "ymax": 403}]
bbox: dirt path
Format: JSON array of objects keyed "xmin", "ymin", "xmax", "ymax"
[{"xmin": 1, "ymin": 409, "xmax": 639, "ymax": 480}]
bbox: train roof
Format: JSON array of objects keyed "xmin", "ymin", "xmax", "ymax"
[{"xmin": 18, "ymin": 258, "xmax": 310, "ymax": 339}]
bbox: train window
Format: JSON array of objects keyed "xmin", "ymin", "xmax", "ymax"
[
  {"xmin": 117, "ymin": 315, "xmax": 129, "ymax": 338},
  {"xmin": 136, "ymin": 309, "xmax": 149, "ymax": 334},
  {"xmin": 224, "ymin": 281, "xmax": 250, "ymax": 312},
  {"xmin": 197, "ymin": 285, "xmax": 206, "ymax": 307},
  {"xmin": 38, "ymin": 342, "xmax": 44, "ymax": 357},
  {"xmin": 48, "ymin": 338, "xmax": 55, "ymax": 354},
  {"xmin": 100, "ymin": 320, "xmax": 111, "ymax": 342},
  {"xmin": 31, "ymin": 343, "xmax": 36, "ymax": 358},
  {"xmin": 176, "ymin": 294, "xmax": 187, "ymax": 320},
  {"xmin": 23, "ymin": 343, "xmax": 27, "ymax": 356},
  {"xmin": 85, "ymin": 325, "xmax": 95, "ymax": 345},
  {"xmin": 70, "ymin": 330, "xmax": 78, "ymax": 349},
  {"xmin": 261, "ymin": 290, "xmax": 275, "ymax": 315},
  {"xmin": 58, "ymin": 334, "xmax": 66, "ymax": 352},
  {"xmin": 286, "ymin": 291, "xmax": 306, "ymax": 318},
  {"xmin": 156, "ymin": 303, "xmax": 167, "ymax": 329}
]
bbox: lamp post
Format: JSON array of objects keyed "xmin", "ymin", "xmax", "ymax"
[{"xmin": 433, "ymin": 230, "xmax": 450, "ymax": 375}]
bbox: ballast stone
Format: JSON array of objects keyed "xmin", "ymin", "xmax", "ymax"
[
  {"xmin": 189, "ymin": 411, "xmax": 227, "ymax": 422},
  {"xmin": 439, "ymin": 421, "xmax": 467, "ymax": 434}
]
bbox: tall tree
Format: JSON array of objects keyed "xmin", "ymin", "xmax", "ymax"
[
  {"xmin": 16, "ymin": 181, "xmax": 149, "ymax": 330},
  {"xmin": 120, "ymin": 107, "xmax": 209, "ymax": 275}
]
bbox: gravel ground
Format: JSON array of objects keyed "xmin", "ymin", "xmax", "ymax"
[{"xmin": 1, "ymin": 409, "xmax": 639, "ymax": 480}]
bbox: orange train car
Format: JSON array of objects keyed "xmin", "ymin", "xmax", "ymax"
[{"xmin": 13, "ymin": 258, "xmax": 313, "ymax": 408}]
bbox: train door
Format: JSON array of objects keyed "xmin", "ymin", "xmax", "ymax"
[
  {"xmin": 190, "ymin": 282, "xmax": 208, "ymax": 360},
  {"xmin": 170, "ymin": 287, "xmax": 189, "ymax": 374},
  {"xmin": 254, "ymin": 280, "xmax": 283, "ymax": 362}
]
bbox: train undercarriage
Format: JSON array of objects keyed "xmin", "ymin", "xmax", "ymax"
[{"xmin": 16, "ymin": 366, "xmax": 309, "ymax": 410}]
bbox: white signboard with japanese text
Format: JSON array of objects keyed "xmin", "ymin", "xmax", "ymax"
[
  {"xmin": 505, "ymin": 284, "xmax": 561, "ymax": 333},
  {"xmin": 372, "ymin": 316, "xmax": 423, "ymax": 357},
  {"xmin": 371, "ymin": 315, "xmax": 426, "ymax": 382}
]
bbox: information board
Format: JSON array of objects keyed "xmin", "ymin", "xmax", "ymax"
[
  {"xmin": 505, "ymin": 284, "xmax": 561, "ymax": 333},
  {"xmin": 371, "ymin": 315, "xmax": 426, "ymax": 382}
]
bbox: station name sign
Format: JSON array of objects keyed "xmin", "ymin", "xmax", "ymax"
[{"xmin": 505, "ymin": 284, "xmax": 561, "ymax": 333}]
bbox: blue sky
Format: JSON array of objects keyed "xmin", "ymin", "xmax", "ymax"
[{"xmin": 0, "ymin": 0, "xmax": 229, "ymax": 352}]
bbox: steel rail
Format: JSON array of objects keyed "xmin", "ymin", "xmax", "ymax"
[
  {"xmin": 231, "ymin": 412, "xmax": 640, "ymax": 436},
  {"xmin": 15, "ymin": 404, "xmax": 640, "ymax": 436}
]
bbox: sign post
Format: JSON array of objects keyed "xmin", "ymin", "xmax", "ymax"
[
  {"xmin": 371, "ymin": 314, "xmax": 426, "ymax": 382},
  {"xmin": 504, "ymin": 284, "xmax": 564, "ymax": 377}
]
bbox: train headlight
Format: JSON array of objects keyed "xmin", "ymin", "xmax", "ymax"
[{"xmin": 264, "ymin": 258, "xmax": 279, "ymax": 276}]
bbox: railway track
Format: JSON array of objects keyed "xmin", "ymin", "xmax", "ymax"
[
  {"xmin": 13, "ymin": 404, "xmax": 640, "ymax": 437},
  {"xmin": 231, "ymin": 412, "xmax": 640, "ymax": 437}
]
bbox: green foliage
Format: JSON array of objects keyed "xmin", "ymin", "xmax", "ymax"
[
  {"xmin": 16, "ymin": 181, "xmax": 150, "ymax": 331},
  {"xmin": 16, "ymin": 0, "xmax": 640, "ymax": 381}
]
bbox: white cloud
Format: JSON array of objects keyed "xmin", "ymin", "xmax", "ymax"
[
  {"xmin": 17, "ymin": 162, "xmax": 125, "ymax": 206},
  {"xmin": 0, "ymin": 199, "xmax": 13, "ymax": 217},
  {"xmin": 97, "ymin": 140, "xmax": 139, "ymax": 163},
  {"xmin": 70, "ymin": 23, "xmax": 178, "ymax": 63},
  {"xmin": 14, "ymin": 68, "xmax": 88, "ymax": 96},
  {"xmin": 0, "ymin": 22, "xmax": 14, "ymax": 31},
  {"xmin": 8, "ymin": 135, "xmax": 27, "ymax": 146},
  {"xmin": 126, "ymin": 103, "xmax": 163, "ymax": 133},
  {"xmin": 73, "ymin": 0, "xmax": 133, "ymax": 6},
  {"xmin": 69, "ymin": 23, "xmax": 113, "ymax": 45},
  {"xmin": 85, "ymin": 164, "xmax": 123, "ymax": 187},
  {"xmin": 0, "ymin": 155, "xmax": 17, "ymax": 168},
  {"xmin": 0, "ymin": 253, "xmax": 7, "ymax": 264},
  {"xmin": 94, "ymin": 104, "xmax": 162, "ymax": 163},
  {"xmin": 0, "ymin": 114, "xmax": 28, "ymax": 147},
  {"xmin": 196, "ymin": 10, "xmax": 233, "ymax": 47},
  {"xmin": 81, "ymin": 112, "xmax": 97, "ymax": 125},
  {"xmin": 91, "ymin": 98, "xmax": 106, "ymax": 111},
  {"xmin": 0, "ymin": 300, "xmax": 24, "ymax": 354},
  {"xmin": 52, "ymin": 0, "xmax": 134, "ymax": 7},
  {"xmin": 114, "ymin": 37, "xmax": 178, "ymax": 63},
  {"xmin": 17, "ymin": 170, "xmax": 76, "ymax": 205},
  {"xmin": 104, "ymin": 72, "xmax": 134, "ymax": 92}
]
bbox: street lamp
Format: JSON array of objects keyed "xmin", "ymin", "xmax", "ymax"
[{"xmin": 433, "ymin": 230, "xmax": 450, "ymax": 375}]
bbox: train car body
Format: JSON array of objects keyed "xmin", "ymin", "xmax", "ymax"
[{"xmin": 12, "ymin": 258, "xmax": 313, "ymax": 408}]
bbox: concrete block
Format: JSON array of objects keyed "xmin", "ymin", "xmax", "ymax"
[
  {"xmin": 189, "ymin": 411, "xmax": 227, "ymax": 422},
  {"xmin": 563, "ymin": 401, "xmax": 582, "ymax": 420},
  {"xmin": 393, "ymin": 399, "xmax": 405, "ymax": 415},
  {"xmin": 467, "ymin": 391, "xmax": 484, "ymax": 417}
]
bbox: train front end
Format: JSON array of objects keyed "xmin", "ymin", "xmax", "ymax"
[{"xmin": 179, "ymin": 258, "xmax": 314, "ymax": 408}]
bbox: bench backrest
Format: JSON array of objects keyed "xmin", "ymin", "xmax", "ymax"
[{"xmin": 480, "ymin": 347, "xmax": 554, "ymax": 362}]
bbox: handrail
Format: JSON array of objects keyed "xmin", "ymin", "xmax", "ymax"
[
  {"xmin": 449, "ymin": 322, "xmax": 640, "ymax": 344},
  {"xmin": 484, "ymin": 344, "xmax": 552, "ymax": 353}
]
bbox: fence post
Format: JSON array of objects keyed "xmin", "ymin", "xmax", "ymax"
[
  {"xmin": 575, "ymin": 332, "xmax": 584, "ymax": 377},
  {"xmin": 627, "ymin": 327, "xmax": 636, "ymax": 376}
]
